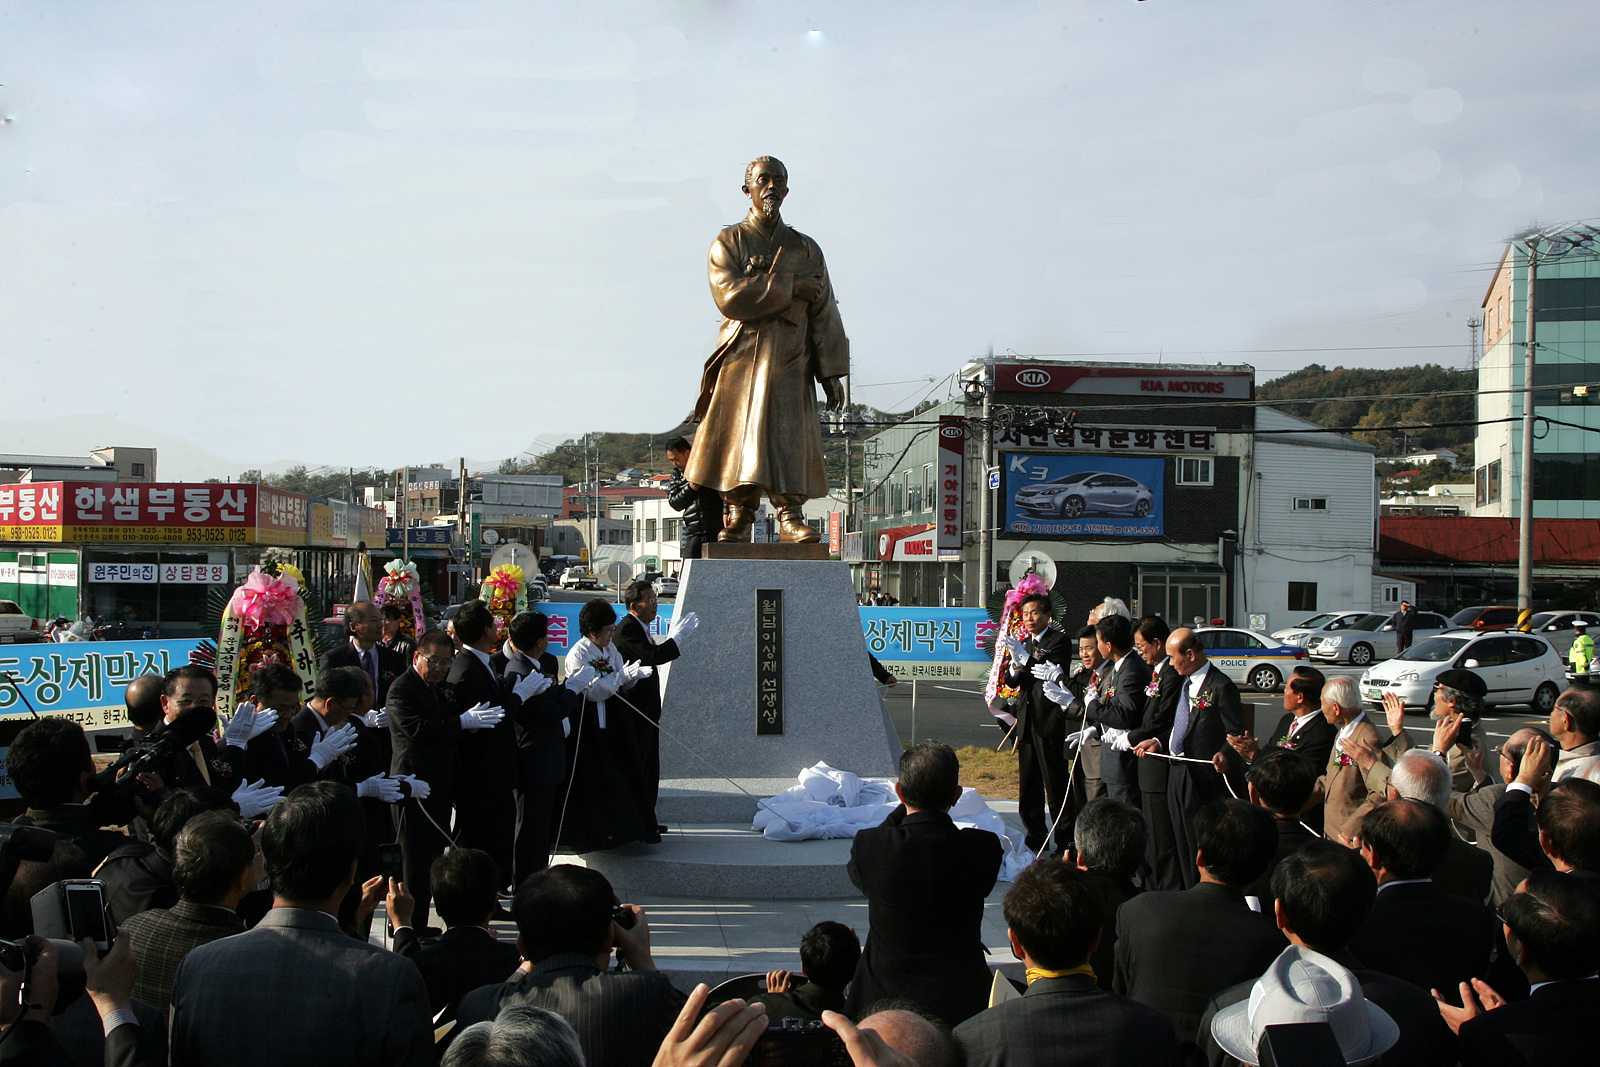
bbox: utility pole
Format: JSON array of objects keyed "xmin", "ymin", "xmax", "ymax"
[
  {"xmin": 1517, "ymin": 244, "xmax": 1537, "ymax": 622},
  {"xmin": 976, "ymin": 374, "xmax": 992, "ymax": 606},
  {"xmin": 843, "ymin": 377, "xmax": 854, "ymax": 537},
  {"xmin": 400, "ymin": 466, "xmax": 410, "ymax": 565}
]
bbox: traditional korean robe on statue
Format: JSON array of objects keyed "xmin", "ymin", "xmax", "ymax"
[{"xmin": 685, "ymin": 210, "xmax": 850, "ymax": 500}]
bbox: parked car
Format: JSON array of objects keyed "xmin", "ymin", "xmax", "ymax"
[
  {"xmin": 1447, "ymin": 605, "xmax": 1521, "ymax": 632},
  {"xmin": 0, "ymin": 600, "xmax": 43, "ymax": 643},
  {"xmin": 526, "ymin": 577, "xmax": 548, "ymax": 602},
  {"xmin": 1272, "ymin": 611, "xmax": 1372, "ymax": 648},
  {"xmin": 1525, "ymin": 610, "xmax": 1600, "ymax": 660},
  {"xmin": 654, "ymin": 577, "xmax": 679, "ymax": 598},
  {"xmin": 1306, "ymin": 611, "xmax": 1451, "ymax": 666},
  {"xmin": 1360, "ymin": 630, "xmax": 1565, "ymax": 714},
  {"xmin": 1193, "ymin": 626, "xmax": 1309, "ymax": 692},
  {"xmin": 560, "ymin": 567, "xmax": 599, "ymax": 590},
  {"xmin": 1014, "ymin": 472, "xmax": 1155, "ymax": 518}
]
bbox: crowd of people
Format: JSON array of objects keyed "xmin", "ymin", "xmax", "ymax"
[{"xmin": 2, "ymin": 581, "xmax": 1599, "ymax": 1067}]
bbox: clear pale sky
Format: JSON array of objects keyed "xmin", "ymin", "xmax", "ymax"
[{"xmin": 2, "ymin": 1, "xmax": 1596, "ymax": 473}]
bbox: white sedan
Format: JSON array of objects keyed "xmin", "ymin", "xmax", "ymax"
[
  {"xmin": 1525, "ymin": 610, "xmax": 1600, "ymax": 660},
  {"xmin": 1271, "ymin": 611, "xmax": 1369, "ymax": 648},
  {"xmin": 1360, "ymin": 630, "xmax": 1566, "ymax": 714},
  {"xmin": 1194, "ymin": 627, "xmax": 1310, "ymax": 692},
  {"xmin": 1307, "ymin": 611, "xmax": 1450, "ymax": 666}
]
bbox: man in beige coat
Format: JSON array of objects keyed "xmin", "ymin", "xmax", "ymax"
[{"xmin": 1305, "ymin": 676, "xmax": 1390, "ymax": 841}]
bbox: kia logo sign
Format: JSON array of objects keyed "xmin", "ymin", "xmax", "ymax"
[
  {"xmin": 879, "ymin": 533, "xmax": 890, "ymax": 556},
  {"xmin": 1015, "ymin": 369, "xmax": 1052, "ymax": 388},
  {"xmin": 939, "ymin": 425, "xmax": 964, "ymax": 438}
]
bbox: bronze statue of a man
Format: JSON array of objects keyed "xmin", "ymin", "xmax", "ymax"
[{"xmin": 685, "ymin": 156, "xmax": 849, "ymax": 544}]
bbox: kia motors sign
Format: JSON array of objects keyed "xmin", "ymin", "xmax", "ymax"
[
  {"xmin": 993, "ymin": 363, "xmax": 1252, "ymax": 399},
  {"xmin": 936, "ymin": 416, "xmax": 967, "ymax": 554}
]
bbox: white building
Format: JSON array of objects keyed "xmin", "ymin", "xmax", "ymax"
[{"xmin": 1242, "ymin": 408, "xmax": 1378, "ymax": 634}]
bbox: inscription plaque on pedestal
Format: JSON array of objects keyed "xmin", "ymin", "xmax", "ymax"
[{"xmin": 755, "ymin": 588, "xmax": 783, "ymax": 735}]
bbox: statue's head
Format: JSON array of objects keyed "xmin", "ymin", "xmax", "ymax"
[{"xmin": 742, "ymin": 156, "xmax": 788, "ymax": 221}]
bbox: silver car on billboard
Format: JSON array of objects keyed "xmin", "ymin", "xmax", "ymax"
[{"xmin": 1014, "ymin": 472, "xmax": 1155, "ymax": 519}]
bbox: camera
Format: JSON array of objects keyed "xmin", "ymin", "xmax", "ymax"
[
  {"xmin": 746, "ymin": 1019, "xmax": 851, "ymax": 1067},
  {"xmin": 378, "ymin": 843, "xmax": 404, "ymax": 879},
  {"xmin": 611, "ymin": 904, "xmax": 637, "ymax": 930},
  {"xmin": 32, "ymin": 879, "xmax": 112, "ymax": 952}
]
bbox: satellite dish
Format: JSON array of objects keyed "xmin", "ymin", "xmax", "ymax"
[
  {"xmin": 488, "ymin": 543, "xmax": 539, "ymax": 579},
  {"xmin": 606, "ymin": 561, "xmax": 633, "ymax": 587},
  {"xmin": 1008, "ymin": 549, "xmax": 1058, "ymax": 589}
]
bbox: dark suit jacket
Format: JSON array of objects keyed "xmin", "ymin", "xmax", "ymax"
[
  {"xmin": 240, "ymin": 729, "xmax": 319, "ymax": 790},
  {"xmin": 1456, "ymin": 975, "xmax": 1600, "ymax": 1067},
  {"xmin": 494, "ymin": 648, "xmax": 572, "ymax": 785},
  {"xmin": 1129, "ymin": 661, "xmax": 1182, "ymax": 791},
  {"xmin": 456, "ymin": 952, "xmax": 686, "ymax": 1067},
  {"xmin": 1197, "ymin": 950, "xmax": 1457, "ymax": 1067},
  {"xmin": 750, "ymin": 979, "xmax": 846, "ymax": 1024},
  {"xmin": 1447, "ymin": 783, "xmax": 1529, "ymax": 907},
  {"xmin": 954, "ymin": 973, "xmax": 1178, "ymax": 1067},
  {"xmin": 97, "ymin": 841, "xmax": 177, "ymax": 928},
  {"xmin": 1263, "ymin": 709, "xmax": 1337, "ymax": 775},
  {"xmin": 846, "ymin": 807, "xmax": 1004, "ymax": 1026},
  {"xmin": 15, "ymin": 806, "xmax": 131, "ymax": 870},
  {"xmin": 291, "ymin": 707, "xmax": 391, "ymax": 871},
  {"xmin": 320, "ymin": 640, "xmax": 407, "ymax": 705},
  {"xmin": 387, "ymin": 666, "xmax": 461, "ymax": 794},
  {"xmin": 1004, "ymin": 628, "xmax": 1073, "ymax": 739},
  {"xmin": 1347, "ymin": 880, "xmax": 1499, "ymax": 998},
  {"xmin": 1171, "ymin": 663, "xmax": 1245, "ymax": 762},
  {"xmin": 122, "ymin": 899, "xmax": 246, "ymax": 1010},
  {"xmin": 1243, "ymin": 818, "xmax": 1321, "ymax": 902},
  {"xmin": 0, "ymin": 1019, "xmax": 147, "ymax": 1067},
  {"xmin": 169, "ymin": 907, "xmax": 433, "ymax": 1067},
  {"xmin": 1088, "ymin": 650, "xmax": 1152, "ymax": 733},
  {"xmin": 1085, "ymin": 870, "xmax": 1141, "ymax": 992},
  {"xmin": 394, "ymin": 924, "xmax": 522, "ymax": 1021},
  {"xmin": 1436, "ymin": 835, "xmax": 1495, "ymax": 903},
  {"xmin": 611, "ymin": 613, "xmax": 680, "ymax": 725},
  {"xmin": 1491, "ymin": 786, "xmax": 1553, "ymax": 874},
  {"xmin": 444, "ymin": 648, "xmax": 518, "ymax": 791},
  {"xmin": 1113, "ymin": 882, "xmax": 1286, "ymax": 1054}
]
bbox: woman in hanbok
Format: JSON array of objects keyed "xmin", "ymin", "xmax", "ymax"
[{"xmin": 556, "ymin": 598, "xmax": 657, "ymax": 851}]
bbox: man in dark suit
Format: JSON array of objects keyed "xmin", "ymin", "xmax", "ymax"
[
  {"xmin": 665, "ymin": 435, "xmax": 724, "ymax": 559},
  {"xmin": 1240, "ymin": 749, "xmax": 1321, "ymax": 904},
  {"xmin": 1196, "ymin": 842, "xmax": 1457, "ymax": 1067},
  {"xmin": 1083, "ymin": 614, "xmax": 1152, "ymax": 809},
  {"xmin": 99, "ymin": 786, "xmax": 235, "ymax": 928},
  {"xmin": 1002, "ymin": 593, "xmax": 1074, "ymax": 851},
  {"xmin": 1114, "ymin": 799, "xmax": 1285, "ymax": 1060},
  {"xmin": 1126, "ymin": 616, "xmax": 1182, "ymax": 890},
  {"xmin": 1069, "ymin": 797, "xmax": 1145, "ymax": 991},
  {"xmin": 319, "ymin": 601, "xmax": 407, "ymax": 706},
  {"xmin": 145, "ymin": 665, "xmax": 246, "ymax": 801},
  {"xmin": 455, "ymin": 864, "xmax": 684, "ymax": 1067},
  {"xmin": 1492, "ymin": 740, "xmax": 1600, "ymax": 877},
  {"xmin": 845, "ymin": 742, "xmax": 1004, "ymax": 1026},
  {"xmin": 611, "ymin": 580, "xmax": 700, "ymax": 834},
  {"xmin": 1443, "ymin": 870, "xmax": 1600, "ymax": 1067},
  {"xmin": 121, "ymin": 810, "xmax": 254, "ymax": 1011},
  {"xmin": 1225, "ymin": 666, "xmax": 1335, "ymax": 779},
  {"xmin": 1388, "ymin": 600, "xmax": 1418, "ymax": 652},
  {"xmin": 954, "ymin": 861, "xmax": 1178, "ymax": 1067},
  {"xmin": 391, "ymin": 848, "xmax": 522, "ymax": 1024},
  {"xmin": 5, "ymin": 717, "xmax": 132, "ymax": 869},
  {"xmin": 1386, "ymin": 748, "xmax": 1494, "ymax": 902},
  {"xmin": 495, "ymin": 612, "xmax": 577, "ymax": 884},
  {"xmin": 1348, "ymin": 799, "xmax": 1500, "ymax": 1003},
  {"xmin": 1059, "ymin": 626, "xmax": 1108, "ymax": 808},
  {"xmin": 169, "ymin": 781, "xmax": 434, "ymax": 1067},
  {"xmin": 443, "ymin": 600, "xmax": 520, "ymax": 889},
  {"xmin": 390, "ymin": 630, "xmax": 499, "ymax": 927},
  {"xmin": 1449, "ymin": 728, "xmax": 1549, "ymax": 907},
  {"xmin": 1133, "ymin": 628, "xmax": 1245, "ymax": 889}
]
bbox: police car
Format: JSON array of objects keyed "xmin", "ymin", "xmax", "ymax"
[{"xmin": 1194, "ymin": 626, "xmax": 1309, "ymax": 692}]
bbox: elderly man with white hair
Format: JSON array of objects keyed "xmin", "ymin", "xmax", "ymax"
[
  {"xmin": 1387, "ymin": 749, "xmax": 1493, "ymax": 902},
  {"xmin": 1301, "ymin": 676, "xmax": 1391, "ymax": 842}
]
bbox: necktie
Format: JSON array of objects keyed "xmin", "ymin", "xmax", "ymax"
[
  {"xmin": 1171, "ymin": 683, "xmax": 1192, "ymax": 756},
  {"xmin": 363, "ymin": 646, "xmax": 378, "ymax": 692},
  {"xmin": 189, "ymin": 742, "xmax": 212, "ymax": 785}
]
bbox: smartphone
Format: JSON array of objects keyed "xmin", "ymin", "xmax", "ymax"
[
  {"xmin": 31, "ymin": 879, "xmax": 111, "ymax": 952},
  {"xmin": 378, "ymin": 843, "xmax": 404, "ymax": 879}
]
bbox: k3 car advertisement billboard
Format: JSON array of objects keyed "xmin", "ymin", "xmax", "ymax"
[{"xmin": 1002, "ymin": 453, "xmax": 1164, "ymax": 538}]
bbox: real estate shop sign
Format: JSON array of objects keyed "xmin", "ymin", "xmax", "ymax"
[{"xmin": 1002, "ymin": 453, "xmax": 1164, "ymax": 539}]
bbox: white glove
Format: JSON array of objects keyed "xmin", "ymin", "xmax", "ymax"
[
  {"xmin": 1003, "ymin": 633, "xmax": 1030, "ymax": 666},
  {"xmin": 667, "ymin": 611, "xmax": 700, "ymax": 646},
  {"xmin": 223, "ymin": 704, "xmax": 278, "ymax": 748},
  {"xmin": 356, "ymin": 774, "xmax": 403, "ymax": 803},
  {"xmin": 1066, "ymin": 725, "xmax": 1099, "ymax": 748},
  {"xmin": 309, "ymin": 722, "xmax": 359, "ymax": 770},
  {"xmin": 513, "ymin": 670, "xmax": 554, "ymax": 701},
  {"xmin": 232, "ymin": 778, "xmax": 283, "ymax": 819},
  {"xmin": 561, "ymin": 717, "xmax": 571, "ymax": 738},
  {"xmin": 564, "ymin": 664, "xmax": 597, "ymax": 693},
  {"xmin": 459, "ymin": 701, "xmax": 505, "ymax": 731},
  {"xmin": 1030, "ymin": 661, "xmax": 1064, "ymax": 684},
  {"xmin": 395, "ymin": 774, "xmax": 431, "ymax": 800},
  {"xmin": 1041, "ymin": 679, "xmax": 1077, "ymax": 708},
  {"xmin": 362, "ymin": 707, "xmax": 388, "ymax": 729},
  {"xmin": 622, "ymin": 661, "xmax": 655, "ymax": 685},
  {"xmin": 1103, "ymin": 727, "xmax": 1132, "ymax": 752}
]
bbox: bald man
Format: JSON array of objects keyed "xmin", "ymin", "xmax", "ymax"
[
  {"xmin": 124, "ymin": 673, "xmax": 165, "ymax": 734},
  {"xmin": 1447, "ymin": 726, "xmax": 1552, "ymax": 907},
  {"xmin": 857, "ymin": 1009, "xmax": 959, "ymax": 1067}
]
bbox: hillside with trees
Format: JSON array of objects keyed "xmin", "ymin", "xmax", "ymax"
[{"xmin": 1258, "ymin": 363, "xmax": 1476, "ymax": 460}]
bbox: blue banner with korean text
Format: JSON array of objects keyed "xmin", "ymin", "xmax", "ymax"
[
  {"xmin": 0, "ymin": 639, "xmax": 205, "ymax": 729},
  {"xmin": 858, "ymin": 607, "xmax": 994, "ymax": 680}
]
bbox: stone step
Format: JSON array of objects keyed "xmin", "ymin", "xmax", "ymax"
[
  {"xmin": 655, "ymin": 778, "xmax": 798, "ymax": 825},
  {"xmin": 567, "ymin": 823, "xmax": 860, "ymax": 900}
]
